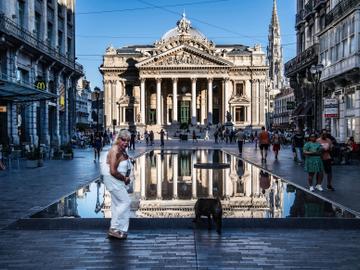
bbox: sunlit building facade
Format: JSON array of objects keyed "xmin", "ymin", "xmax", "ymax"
[{"xmin": 100, "ymin": 14, "xmax": 268, "ymax": 134}]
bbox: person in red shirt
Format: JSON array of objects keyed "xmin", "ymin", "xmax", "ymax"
[{"xmin": 258, "ymin": 126, "xmax": 270, "ymax": 162}]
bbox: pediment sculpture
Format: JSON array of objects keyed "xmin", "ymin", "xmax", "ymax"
[
  {"xmin": 154, "ymin": 50, "xmax": 224, "ymax": 66},
  {"xmin": 229, "ymin": 95, "xmax": 250, "ymax": 103}
]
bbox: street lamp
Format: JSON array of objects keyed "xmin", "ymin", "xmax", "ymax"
[
  {"xmin": 94, "ymin": 86, "xmax": 100, "ymax": 133},
  {"xmin": 310, "ymin": 64, "xmax": 324, "ymax": 131}
]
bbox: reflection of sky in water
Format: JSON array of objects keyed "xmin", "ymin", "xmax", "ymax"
[
  {"xmin": 31, "ymin": 150, "xmax": 356, "ymax": 219},
  {"xmin": 76, "ymin": 182, "xmax": 105, "ymax": 218},
  {"xmin": 282, "ymin": 184, "xmax": 295, "ymax": 218}
]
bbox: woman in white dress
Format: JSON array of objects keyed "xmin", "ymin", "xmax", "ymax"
[{"xmin": 100, "ymin": 129, "xmax": 134, "ymax": 239}]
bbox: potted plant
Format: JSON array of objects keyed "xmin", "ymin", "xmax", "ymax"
[{"xmin": 25, "ymin": 146, "xmax": 43, "ymax": 168}]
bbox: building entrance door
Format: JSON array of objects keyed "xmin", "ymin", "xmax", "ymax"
[
  {"xmin": 148, "ymin": 109, "xmax": 156, "ymax": 125},
  {"xmin": 179, "ymin": 101, "xmax": 190, "ymax": 124}
]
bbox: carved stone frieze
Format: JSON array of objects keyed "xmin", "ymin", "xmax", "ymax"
[{"xmin": 155, "ymin": 50, "xmax": 213, "ymax": 66}]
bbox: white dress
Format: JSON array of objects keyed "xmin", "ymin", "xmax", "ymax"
[{"xmin": 100, "ymin": 151, "xmax": 134, "ymax": 232}]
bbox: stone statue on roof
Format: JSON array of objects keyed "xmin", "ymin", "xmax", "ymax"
[{"xmin": 177, "ymin": 12, "xmax": 190, "ymax": 35}]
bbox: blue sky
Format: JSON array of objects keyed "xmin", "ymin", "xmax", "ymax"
[{"xmin": 76, "ymin": 0, "xmax": 296, "ymax": 89}]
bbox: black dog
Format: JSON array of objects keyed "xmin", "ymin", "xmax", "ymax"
[{"xmin": 193, "ymin": 198, "xmax": 222, "ymax": 234}]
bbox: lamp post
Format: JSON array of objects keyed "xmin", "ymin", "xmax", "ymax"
[
  {"xmin": 94, "ymin": 87, "xmax": 100, "ymax": 133},
  {"xmin": 310, "ymin": 64, "xmax": 324, "ymax": 131}
]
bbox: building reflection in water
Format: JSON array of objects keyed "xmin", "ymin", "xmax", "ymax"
[
  {"xmin": 100, "ymin": 150, "xmax": 285, "ymax": 218},
  {"xmin": 31, "ymin": 150, "xmax": 355, "ymax": 219}
]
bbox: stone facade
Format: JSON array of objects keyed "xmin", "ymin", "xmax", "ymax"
[
  {"xmin": 319, "ymin": 0, "xmax": 360, "ymax": 142},
  {"xmin": 100, "ymin": 14, "xmax": 267, "ymax": 133},
  {"xmin": 75, "ymin": 78, "xmax": 92, "ymax": 128},
  {"xmin": 273, "ymin": 87, "xmax": 295, "ymax": 129},
  {"xmin": 0, "ymin": 0, "xmax": 82, "ymax": 146}
]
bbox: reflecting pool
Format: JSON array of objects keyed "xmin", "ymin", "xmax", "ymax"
[{"xmin": 31, "ymin": 150, "xmax": 357, "ymax": 219}]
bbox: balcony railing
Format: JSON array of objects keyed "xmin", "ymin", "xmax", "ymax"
[
  {"xmin": 285, "ymin": 43, "xmax": 319, "ymax": 77},
  {"xmin": 295, "ymin": 9, "xmax": 305, "ymax": 26},
  {"xmin": 304, "ymin": 0, "xmax": 315, "ymax": 19},
  {"xmin": 313, "ymin": 0, "xmax": 326, "ymax": 9},
  {"xmin": 325, "ymin": 0, "xmax": 360, "ymax": 26},
  {"xmin": 0, "ymin": 13, "xmax": 83, "ymax": 75}
]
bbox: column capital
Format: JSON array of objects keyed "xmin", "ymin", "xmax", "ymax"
[
  {"xmin": 191, "ymin": 77, "xmax": 197, "ymax": 83},
  {"xmin": 156, "ymin": 78, "xmax": 162, "ymax": 83},
  {"xmin": 172, "ymin": 77, "xmax": 178, "ymax": 83},
  {"xmin": 140, "ymin": 78, "xmax": 146, "ymax": 83},
  {"xmin": 223, "ymin": 77, "xmax": 230, "ymax": 82},
  {"xmin": 207, "ymin": 78, "xmax": 213, "ymax": 83}
]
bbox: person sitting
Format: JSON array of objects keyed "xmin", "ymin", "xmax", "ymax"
[{"xmin": 342, "ymin": 137, "xmax": 356, "ymax": 164}]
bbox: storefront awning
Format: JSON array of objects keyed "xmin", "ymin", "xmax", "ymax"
[{"xmin": 0, "ymin": 79, "xmax": 58, "ymax": 103}]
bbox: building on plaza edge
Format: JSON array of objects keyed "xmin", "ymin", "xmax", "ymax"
[
  {"xmin": 0, "ymin": 0, "xmax": 83, "ymax": 147},
  {"xmin": 100, "ymin": 13, "xmax": 268, "ymax": 134}
]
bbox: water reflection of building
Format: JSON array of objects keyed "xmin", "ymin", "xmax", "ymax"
[{"xmin": 101, "ymin": 150, "xmax": 284, "ymax": 218}]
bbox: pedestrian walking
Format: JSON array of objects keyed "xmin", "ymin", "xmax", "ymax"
[
  {"xmin": 93, "ymin": 132, "xmax": 102, "ymax": 163},
  {"xmin": 101, "ymin": 129, "xmax": 133, "ymax": 239},
  {"xmin": 144, "ymin": 130, "xmax": 149, "ymax": 146},
  {"xmin": 292, "ymin": 129, "xmax": 305, "ymax": 164},
  {"xmin": 192, "ymin": 130, "xmax": 198, "ymax": 142},
  {"xmin": 303, "ymin": 133, "xmax": 324, "ymax": 192},
  {"xmin": 317, "ymin": 129, "xmax": 335, "ymax": 191},
  {"xmin": 235, "ymin": 128, "xmax": 245, "ymax": 155},
  {"xmin": 129, "ymin": 131, "xmax": 136, "ymax": 150},
  {"xmin": 271, "ymin": 130, "xmax": 281, "ymax": 160},
  {"xmin": 258, "ymin": 127, "xmax": 270, "ymax": 162},
  {"xmin": 204, "ymin": 129, "xmax": 210, "ymax": 141},
  {"xmin": 159, "ymin": 129, "xmax": 165, "ymax": 147},
  {"xmin": 149, "ymin": 130, "xmax": 154, "ymax": 146},
  {"xmin": 253, "ymin": 131, "xmax": 258, "ymax": 149}
]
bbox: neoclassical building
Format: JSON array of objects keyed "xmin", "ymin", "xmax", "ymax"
[{"xmin": 100, "ymin": 14, "xmax": 268, "ymax": 132}]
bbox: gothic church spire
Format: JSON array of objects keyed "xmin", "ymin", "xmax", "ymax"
[{"xmin": 267, "ymin": 0, "xmax": 283, "ymax": 89}]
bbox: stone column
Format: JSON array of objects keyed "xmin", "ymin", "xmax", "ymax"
[
  {"xmin": 173, "ymin": 154, "xmax": 178, "ymax": 199},
  {"xmin": 259, "ymin": 80, "xmax": 265, "ymax": 125},
  {"xmin": 54, "ymin": 72, "xmax": 62, "ymax": 146},
  {"xmin": 63, "ymin": 3, "xmax": 67, "ymax": 54},
  {"xmin": 201, "ymin": 86, "xmax": 206, "ymax": 125},
  {"xmin": 208, "ymin": 150, "xmax": 213, "ymax": 197},
  {"xmin": 103, "ymin": 80, "xmax": 110, "ymax": 128},
  {"xmin": 191, "ymin": 77, "xmax": 197, "ymax": 125},
  {"xmin": 192, "ymin": 153, "xmax": 197, "ymax": 199},
  {"xmin": 140, "ymin": 78, "xmax": 146, "ymax": 125},
  {"xmin": 172, "ymin": 78, "xmax": 178, "ymax": 123},
  {"xmin": 64, "ymin": 75, "xmax": 71, "ymax": 142},
  {"xmin": 251, "ymin": 79, "xmax": 257, "ymax": 126},
  {"xmin": 223, "ymin": 153, "xmax": 230, "ymax": 198},
  {"xmin": 54, "ymin": 0, "xmax": 58, "ymax": 48},
  {"xmin": 224, "ymin": 78, "xmax": 230, "ymax": 122},
  {"xmin": 42, "ymin": 0, "xmax": 48, "ymax": 41},
  {"xmin": 207, "ymin": 78, "xmax": 213, "ymax": 125},
  {"xmin": 246, "ymin": 80, "xmax": 252, "ymax": 124},
  {"xmin": 156, "ymin": 154, "xmax": 162, "ymax": 199},
  {"xmin": 110, "ymin": 81, "xmax": 116, "ymax": 126},
  {"xmin": 140, "ymin": 155, "xmax": 146, "ymax": 199},
  {"xmin": 156, "ymin": 78, "xmax": 162, "ymax": 125}
]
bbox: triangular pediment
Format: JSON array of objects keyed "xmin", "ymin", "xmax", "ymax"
[
  {"xmin": 136, "ymin": 45, "xmax": 233, "ymax": 68},
  {"xmin": 229, "ymin": 95, "xmax": 250, "ymax": 103}
]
